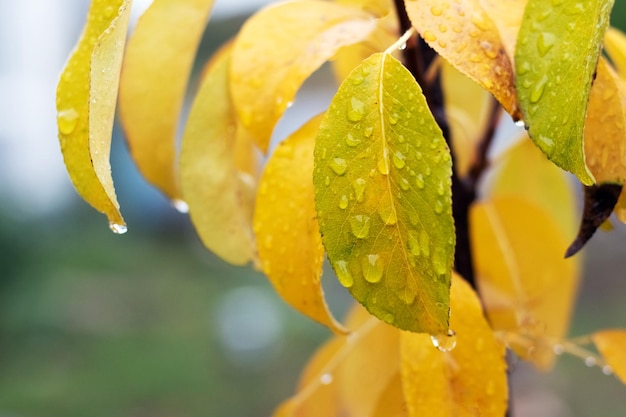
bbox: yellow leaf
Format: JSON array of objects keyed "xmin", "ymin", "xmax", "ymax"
[
  {"xmin": 584, "ymin": 58, "xmax": 626, "ymax": 185},
  {"xmin": 119, "ymin": 0, "xmax": 215, "ymax": 201},
  {"xmin": 230, "ymin": 0, "xmax": 378, "ymax": 153},
  {"xmin": 314, "ymin": 52, "xmax": 455, "ymax": 334},
  {"xmin": 336, "ymin": 0, "xmax": 391, "ymax": 16},
  {"xmin": 470, "ymin": 198, "xmax": 579, "ymax": 370},
  {"xmin": 441, "ymin": 61, "xmax": 495, "ymax": 177},
  {"xmin": 404, "ymin": 0, "xmax": 519, "ymax": 119},
  {"xmin": 491, "ymin": 135, "xmax": 578, "ymax": 239},
  {"xmin": 593, "ymin": 329, "xmax": 626, "ymax": 385},
  {"xmin": 605, "ymin": 27, "xmax": 626, "ymax": 79},
  {"xmin": 479, "ymin": 0, "xmax": 528, "ymax": 59},
  {"xmin": 56, "ymin": 0, "xmax": 131, "ymax": 232},
  {"xmin": 515, "ymin": 0, "xmax": 614, "ymax": 186},
  {"xmin": 371, "ymin": 373, "xmax": 408, "ymax": 417},
  {"xmin": 400, "ymin": 275, "xmax": 508, "ymax": 417},
  {"xmin": 254, "ymin": 115, "xmax": 346, "ymax": 333},
  {"xmin": 179, "ymin": 47, "xmax": 257, "ymax": 266}
]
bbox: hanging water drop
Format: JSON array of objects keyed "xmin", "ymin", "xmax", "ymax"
[
  {"xmin": 585, "ymin": 356, "xmax": 597, "ymax": 367},
  {"xmin": 364, "ymin": 126, "xmax": 373, "ymax": 137},
  {"xmin": 172, "ymin": 199, "xmax": 189, "ymax": 213},
  {"xmin": 109, "ymin": 222, "xmax": 128, "ymax": 234},
  {"xmin": 602, "ymin": 365, "xmax": 613, "ymax": 376},
  {"xmin": 334, "ymin": 260, "xmax": 354, "ymax": 287},
  {"xmin": 320, "ymin": 373, "xmax": 333, "ymax": 385},
  {"xmin": 431, "ymin": 329, "xmax": 457, "ymax": 352},
  {"xmin": 361, "ymin": 254, "xmax": 384, "ymax": 283}
]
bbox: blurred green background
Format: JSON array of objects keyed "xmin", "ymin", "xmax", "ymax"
[{"xmin": 1, "ymin": 1, "xmax": 626, "ymax": 417}]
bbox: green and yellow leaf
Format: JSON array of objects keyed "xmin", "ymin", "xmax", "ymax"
[
  {"xmin": 230, "ymin": 0, "xmax": 378, "ymax": 153},
  {"xmin": 180, "ymin": 47, "xmax": 257, "ymax": 266},
  {"xmin": 404, "ymin": 0, "xmax": 519, "ymax": 119},
  {"xmin": 56, "ymin": 0, "xmax": 131, "ymax": 232},
  {"xmin": 254, "ymin": 115, "xmax": 345, "ymax": 333},
  {"xmin": 593, "ymin": 329, "xmax": 626, "ymax": 385},
  {"xmin": 515, "ymin": 0, "xmax": 614, "ymax": 185},
  {"xmin": 119, "ymin": 0, "xmax": 215, "ymax": 201},
  {"xmin": 400, "ymin": 275, "xmax": 508, "ymax": 417},
  {"xmin": 470, "ymin": 198, "xmax": 579, "ymax": 370},
  {"xmin": 314, "ymin": 52, "xmax": 454, "ymax": 334}
]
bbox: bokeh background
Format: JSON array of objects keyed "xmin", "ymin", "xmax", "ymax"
[{"xmin": 1, "ymin": 1, "xmax": 626, "ymax": 416}]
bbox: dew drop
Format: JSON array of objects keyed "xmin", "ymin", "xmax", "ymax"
[
  {"xmin": 430, "ymin": 5, "xmax": 443, "ymax": 16},
  {"xmin": 339, "ymin": 195, "xmax": 349, "ymax": 209},
  {"xmin": 334, "ymin": 260, "xmax": 354, "ymax": 287},
  {"xmin": 434, "ymin": 200, "xmax": 444, "ymax": 214},
  {"xmin": 364, "ymin": 126, "xmax": 374, "ymax": 137},
  {"xmin": 431, "ymin": 329, "xmax": 457, "ymax": 352},
  {"xmin": 388, "ymin": 113, "xmax": 399, "ymax": 125},
  {"xmin": 408, "ymin": 230, "xmax": 420, "ymax": 256},
  {"xmin": 345, "ymin": 133, "xmax": 361, "ymax": 147},
  {"xmin": 172, "ymin": 199, "xmax": 189, "ymax": 213},
  {"xmin": 432, "ymin": 249, "xmax": 448, "ymax": 275},
  {"xmin": 536, "ymin": 134, "xmax": 555, "ymax": 153},
  {"xmin": 423, "ymin": 30, "xmax": 437, "ymax": 42},
  {"xmin": 351, "ymin": 74, "xmax": 364, "ymax": 86},
  {"xmin": 362, "ymin": 254, "xmax": 384, "ymax": 283},
  {"xmin": 330, "ymin": 158, "xmax": 348, "ymax": 175},
  {"xmin": 400, "ymin": 177, "xmax": 410, "ymax": 191},
  {"xmin": 352, "ymin": 178, "xmax": 367, "ymax": 202},
  {"xmin": 514, "ymin": 119, "xmax": 526, "ymax": 127},
  {"xmin": 348, "ymin": 97, "xmax": 365, "ymax": 122},
  {"xmin": 378, "ymin": 151, "xmax": 390, "ymax": 175},
  {"xmin": 320, "ymin": 373, "xmax": 333, "ymax": 385},
  {"xmin": 530, "ymin": 74, "xmax": 549, "ymax": 103},
  {"xmin": 57, "ymin": 108, "xmax": 79, "ymax": 135},
  {"xmin": 378, "ymin": 202, "xmax": 397, "ymax": 225},
  {"xmin": 393, "ymin": 151, "xmax": 406, "ymax": 169},
  {"xmin": 471, "ymin": 12, "xmax": 489, "ymax": 31},
  {"xmin": 537, "ymin": 32, "xmax": 557, "ymax": 57},
  {"xmin": 553, "ymin": 344, "xmax": 564, "ymax": 355},
  {"xmin": 415, "ymin": 174, "xmax": 425, "ymax": 189},
  {"xmin": 109, "ymin": 222, "xmax": 128, "ymax": 234},
  {"xmin": 324, "ymin": 176, "xmax": 330, "ymax": 186},
  {"xmin": 350, "ymin": 215, "xmax": 371, "ymax": 239},
  {"xmin": 602, "ymin": 365, "xmax": 613, "ymax": 376},
  {"xmin": 585, "ymin": 356, "xmax": 597, "ymax": 367},
  {"xmin": 437, "ymin": 181, "xmax": 445, "ymax": 196}
]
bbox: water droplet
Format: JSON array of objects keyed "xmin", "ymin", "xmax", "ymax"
[
  {"xmin": 553, "ymin": 344, "xmax": 564, "ymax": 355},
  {"xmin": 393, "ymin": 151, "xmax": 406, "ymax": 169},
  {"xmin": 537, "ymin": 32, "xmax": 556, "ymax": 57},
  {"xmin": 319, "ymin": 147, "xmax": 327, "ymax": 160},
  {"xmin": 378, "ymin": 150, "xmax": 390, "ymax": 175},
  {"xmin": 388, "ymin": 113, "xmax": 399, "ymax": 125},
  {"xmin": 172, "ymin": 199, "xmax": 189, "ymax": 213},
  {"xmin": 334, "ymin": 260, "xmax": 353, "ymax": 287},
  {"xmin": 351, "ymin": 74, "xmax": 364, "ymax": 85},
  {"xmin": 536, "ymin": 134, "xmax": 555, "ymax": 153},
  {"xmin": 602, "ymin": 365, "xmax": 613, "ymax": 375},
  {"xmin": 432, "ymin": 249, "xmax": 448, "ymax": 275},
  {"xmin": 530, "ymin": 75, "xmax": 549, "ymax": 103},
  {"xmin": 320, "ymin": 373, "xmax": 333, "ymax": 385},
  {"xmin": 423, "ymin": 30, "xmax": 437, "ymax": 42},
  {"xmin": 362, "ymin": 254, "xmax": 384, "ymax": 283},
  {"xmin": 400, "ymin": 177, "xmax": 410, "ymax": 191},
  {"xmin": 330, "ymin": 158, "xmax": 348, "ymax": 175},
  {"xmin": 378, "ymin": 201, "xmax": 397, "ymax": 225},
  {"xmin": 324, "ymin": 176, "xmax": 330, "ymax": 186},
  {"xmin": 345, "ymin": 133, "xmax": 361, "ymax": 147},
  {"xmin": 415, "ymin": 174, "xmax": 425, "ymax": 189},
  {"xmin": 471, "ymin": 12, "xmax": 489, "ymax": 31},
  {"xmin": 352, "ymin": 178, "xmax": 366, "ymax": 202},
  {"xmin": 348, "ymin": 97, "xmax": 365, "ymax": 122},
  {"xmin": 415, "ymin": 151, "xmax": 423, "ymax": 160},
  {"xmin": 57, "ymin": 108, "xmax": 79, "ymax": 135},
  {"xmin": 431, "ymin": 329, "xmax": 457, "ymax": 352},
  {"xmin": 109, "ymin": 222, "xmax": 127, "ymax": 234},
  {"xmin": 514, "ymin": 119, "xmax": 526, "ymax": 127},
  {"xmin": 434, "ymin": 200, "xmax": 444, "ymax": 214},
  {"xmin": 420, "ymin": 231, "xmax": 430, "ymax": 257},
  {"xmin": 364, "ymin": 126, "xmax": 373, "ymax": 137},
  {"xmin": 350, "ymin": 215, "xmax": 371, "ymax": 239},
  {"xmin": 585, "ymin": 356, "xmax": 597, "ymax": 367},
  {"xmin": 339, "ymin": 195, "xmax": 349, "ymax": 209},
  {"xmin": 437, "ymin": 181, "xmax": 445, "ymax": 196},
  {"xmin": 430, "ymin": 5, "xmax": 443, "ymax": 16},
  {"xmin": 408, "ymin": 230, "xmax": 420, "ymax": 256}
]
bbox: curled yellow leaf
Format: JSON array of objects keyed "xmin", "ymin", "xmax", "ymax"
[
  {"xmin": 119, "ymin": 0, "xmax": 215, "ymax": 202},
  {"xmin": 593, "ymin": 329, "xmax": 626, "ymax": 385},
  {"xmin": 404, "ymin": 0, "xmax": 519, "ymax": 119},
  {"xmin": 230, "ymin": 0, "xmax": 378, "ymax": 153},
  {"xmin": 56, "ymin": 0, "xmax": 131, "ymax": 232},
  {"xmin": 180, "ymin": 47, "xmax": 257, "ymax": 266},
  {"xmin": 470, "ymin": 197, "xmax": 579, "ymax": 370},
  {"xmin": 400, "ymin": 275, "xmax": 508, "ymax": 417},
  {"xmin": 254, "ymin": 115, "xmax": 346, "ymax": 333}
]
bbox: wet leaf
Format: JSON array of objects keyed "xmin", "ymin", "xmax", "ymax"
[
  {"xmin": 336, "ymin": 0, "xmax": 391, "ymax": 16},
  {"xmin": 314, "ymin": 52, "xmax": 455, "ymax": 334},
  {"xmin": 404, "ymin": 0, "xmax": 519, "ymax": 119},
  {"xmin": 605, "ymin": 27, "xmax": 626, "ymax": 78},
  {"xmin": 179, "ymin": 47, "xmax": 257, "ymax": 266},
  {"xmin": 56, "ymin": 0, "xmax": 131, "ymax": 232},
  {"xmin": 479, "ymin": 0, "xmax": 528, "ymax": 59},
  {"xmin": 119, "ymin": 0, "xmax": 215, "ymax": 202},
  {"xmin": 593, "ymin": 329, "xmax": 626, "ymax": 385},
  {"xmin": 565, "ymin": 183, "xmax": 622, "ymax": 258},
  {"xmin": 371, "ymin": 373, "xmax": 408, "ymax": 417},
  {"xmin": 470, "ymin": 198, "xmax": 579, "ymax": 370},
  {"xmin": 400, "ymin": 275, "xmax": 508, "ymax": 417},
  {"xmin": 254, "ymin": 115, "xmax": 346, "ymax": 333},
  {"xmin": 515, "ymin": 0, "xmax": 614, "ymax": 185},
  {"xmin": 230, "ymin": 0, "xmax": 378, "ymax": 153},
  {"xmin": 441, "ymin": 61, "xmax": 495, "ymax": 177}
]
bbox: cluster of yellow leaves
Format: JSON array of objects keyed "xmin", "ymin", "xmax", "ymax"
[{"xmin": 56, "ymin": 0, "xmax": 626, "ymax": 415}]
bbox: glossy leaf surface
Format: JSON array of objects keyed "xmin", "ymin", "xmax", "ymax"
[
  {"xmin": 314, "ymin": 52, "xmax": 454, "ymax": 334},
  {"xmin": 180, "ymin": 49, "xmax": 257, "ymax": 265},
  {"xmin": 119, "ymin": 0, "xmax": 215, "ymax": 201},
  {"xmin": 515, "ymin": 0, "xmax": 614, "ymax": 185},
  {"xmin": 400, "ymin": 275, "xmax": 508, "ymax": 417},
  {"xmin": 404, "ymin": 0, "xmax": 519, "ymax": 119},
  {"xmin": 471, "ymin": 198, "xmax": 579, "ymax": 369},
  {"xmin": 56, "ymin": 0, "xmax": 131, "ymax": 231},
  {"xmin": 254, "ymin": 115, "xmax": 345, "ymax": 333},
  {"xmin": 231, "ymin": 0, "xmax": 377, "ymax": 152},
  {"xmin": 593, "ymin": 329, "xmax": 626, "ymax": 385}
]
